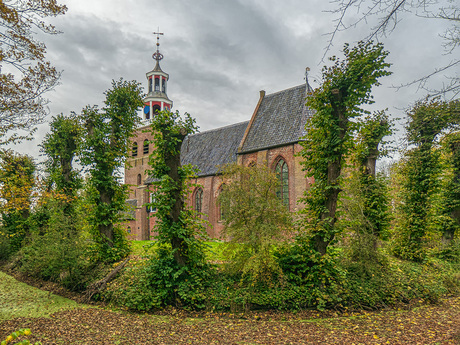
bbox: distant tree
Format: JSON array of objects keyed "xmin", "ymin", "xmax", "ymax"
[
  {"xmin": 39, "ymin": 113, "xmax": 82, "ymax": 235},
  {"xmin": 0, "ymin": 0, "xmax": 67, "ymax": 144},
  {"xmin": 342, "ymin": 111, "xmax": 392, "ymax": 260},
  {"xmin": 440, "ymin": 131, "xmax": 460, "ymax": 243},
  {"xmin": 219, "ymin": 163, "xmax": 293, "ymax": 285},
  {"xmin": 0, "ymin": 151, "xmax": 36, "ymax": 251},
  {"xmin": 79, "ymin": 79, "xmax": 143, "ymax": 262},
  {"xmin": 300, "ymin": 41, "xmax": 391, "ymax": 256},
  {"xmin": 392, "ymin": 98, "xmax": 450, "ymax": 261},
  {"xmin": 42, "ymin": 114, "xmax": 82, "ymax": 197}
]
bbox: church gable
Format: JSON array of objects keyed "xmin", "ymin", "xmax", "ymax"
[
  {"xmin": 239, "ymin": 84, "xmax": 312, "ymax": 153},
  {"xmin": 180, "ymin": 121, "xmax": 250, "ymax": 177}
]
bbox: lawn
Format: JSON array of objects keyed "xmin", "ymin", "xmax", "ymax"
[
  {"xmin": 130, "ymin": 240, "xmax": 226, "ymax": 262},
  {"xmin": 1, "ymin": 271, "xmax": 460, "ymax": 344},
  {"xmin": 0, "ymin": 271, "xmax": 78, "ymax": 321}
]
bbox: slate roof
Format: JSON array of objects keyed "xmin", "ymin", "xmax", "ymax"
[
  {"xmin": 181, "ymin": 121, "xmax": 249, "ymax": 177},
  {"xmin": 239, "ymin": 84, "xmax": 312, "ymax": 153}
]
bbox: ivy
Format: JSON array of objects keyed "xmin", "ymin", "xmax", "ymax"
[
  {"xmin": 146, "ymin": 110, "xmax": 210, "ymax": 308},
  {"xmin": 392, "ymin": 98, "xmax": 452, "ymax": 262},
  {"xmin": 299, "ymin": 41, "xmax": 391, "ymax": 255},
  {"xmin": 79, "ymin": 79, "xmax": 143, "ymax": 262},
  {"xmin": 342, "ymin": 112, "xmax": 393, "ymax": 261}
]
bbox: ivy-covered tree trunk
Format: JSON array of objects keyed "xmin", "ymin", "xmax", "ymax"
[
  {"xmin": 300, "ymin": 41, "xmax": 391, "ymax": 256},
  {"xmin": 42, "ymin": 113, "xmax": 82, "ymax": 223},
  {"xmin": 441, "ymin": 134, "xmax": 460, "ymax": 243},
  {"xmin": 147, "ymin": 110, "xmax": 210, "ymax": 307},
  {"xmin": 393, "ymin": 98, "xmax": 448, "ymax": 261},
  {"xmin": 163, "ymin": 126, "xmax": 189, "ymax": 266},
  {"xmin": 80, "ymin": 79, "xmax": 143, "ymax": 262},
  {"xmin": 352, "ymin": 113, "xmax": 392, "ymax": 251}
]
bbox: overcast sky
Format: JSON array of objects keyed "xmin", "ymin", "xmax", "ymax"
[{"xmin": 9, "ymin": 0, "xmax": 457, "ymax": 161}]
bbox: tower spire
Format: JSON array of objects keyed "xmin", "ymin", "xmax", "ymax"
[
  {"xmin": 142, "ymin": 29, "xmax": 172, "ymax": 122},
  {"xmin": 152, "ymin": 29, "xmax": 164, "ymax": 62}
]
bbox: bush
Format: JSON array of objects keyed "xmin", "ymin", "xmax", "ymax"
[
  {"xmin": 19, "ymin": 200, "xmax": 92, "ymax": 291},
  {"xmin": 275, "ymin": 237, "xmax": 347, "ymax": 310}
]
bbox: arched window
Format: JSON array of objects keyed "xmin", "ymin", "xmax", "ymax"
[
  {"xmin": 217, "ymin": 184, "xmax": 225, "ymax": 222},
  {"xmin": 132, "ymin": 142, "xmax": 138, "ymax": 157},
  {"xmin": 162, "ymin": 78, "xmax": 166, "ymax": 93},
  {"xmin": 143, "ymin": 139, "xmax": 149, "ymax": 154},
  {"xmin": 194, "ymin": 188, "xmax": 203, "ymax": 213},
  {"xmin": 153, "ymin": 104, "xmax": 161, "ymax": 114},
  {"xmin": 137, "ymin": 174, "xmax": 142, "ymax": 185},
  {"xmin": 275, "ymin": 159, "xmax": 289, "ymax": 207},
  {"xmin": 148, "ymin": 78, "xmax": 153, "ymax": 93},
  {"xmin": 154, "ymin": 77, "xmax": 160, "ymax": 91}
]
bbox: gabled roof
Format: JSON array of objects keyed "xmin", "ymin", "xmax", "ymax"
[
  {"xmin": 239, "ymin": 84, "xmax": 312, "ymax": 153},
  {"xmin": 181, "ymin": 121, "xmax": 249, "ymax": 177}
]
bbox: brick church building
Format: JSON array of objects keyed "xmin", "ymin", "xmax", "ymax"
[{"xmin": 124, "ymin": 37, "xmax": 313, "ymax": 240}]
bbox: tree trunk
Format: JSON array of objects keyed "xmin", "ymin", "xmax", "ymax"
[
  {"xmin": 164, "ymin": 127, "xmax": 189, "ymax": 266},
  {"xmin": 315, "ymin": 89, "xmax": 347, "ymax": 255}
]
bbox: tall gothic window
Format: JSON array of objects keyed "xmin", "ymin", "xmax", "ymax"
[
  {"xmin": 137, "ymin": 174, "xmax": 142, "ymax": 185},
  {"xmin": 154, "ymin": 77, "xmax": 160, "ymax": 91},
  {"xmin": 194, "ymin": 188, "xmax": 203, "ymax": 213},
  {"xmin": 143, "ymin": 139, "xmax": 149, "ymax": 154},
  {"xmin": 275, "ymin": 159, "xmax": 289, "ymax": 207},
  {"xmin": 217, "ymin": 184, "xmax": 225, "ymax": 222},
  {"xmin": 132, "ymin": 142, "xmax": 138, "ymax": 157},
  {"xmin": 148, "ymin": 78, "xmax": 153, "ymax": 93}
]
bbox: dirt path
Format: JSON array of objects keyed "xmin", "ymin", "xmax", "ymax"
[{"xmin": 1, "ymin": 297, "xmax": 460, "ymax": 344}]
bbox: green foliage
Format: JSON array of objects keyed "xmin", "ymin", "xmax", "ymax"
[
  {"xmin": 19, "ymin": 196, "xmax": 92, "ymax": 291},
  {"xmin": 341, "ymin": 112, "xmax": 393, "ymax": 260},
  {"xmin": 0, "ymin": 151, "xmax": 36, "ymax": 254},
  {"xmin": 275, "ymin": 237, "xmax": 346, "ymax": 310},
  {"xmin": 1, "ymin": 328, "xmax": 40, "ymax": 345},
  {"xmin": 146, "ymin": 109, "xmax": 210, "ymax": 308},
  {"xmin": 437, "ymin": 127, "xmax": 460, "ymax": 244},
  {"xmin": 41, "ymin": 113, "xmax": 82, "ymax": 198},
  {"xmin": 392, "ymin": 98, "xmax": 452, "ymax": 262},
  {"xmin": 300, "ymin": 41, "xmax": 391, "ymax": 255},
  {"xmin": 219, "ymin": 163, "xmax": 293, "ymax": 285},
  {"xmin": 80, "ymin": 79, "xmax": 143, "ymax": 262}
]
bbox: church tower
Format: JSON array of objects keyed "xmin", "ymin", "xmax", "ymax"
[{"xmin": 143, "ymin": 31, "xmax": 172, "ymax": 121}]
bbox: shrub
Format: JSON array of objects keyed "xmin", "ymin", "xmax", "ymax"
[{"xmin": 19, "ymin": 199, "xmax": 92, "ymax": 291}]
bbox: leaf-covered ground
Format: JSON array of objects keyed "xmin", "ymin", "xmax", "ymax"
[{"xmin": 1, "ymin": 272, "xmax": 460, "ymax": 344}]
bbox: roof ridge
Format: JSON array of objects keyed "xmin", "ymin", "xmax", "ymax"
[
  {"xmin": 264, "ymin": 84, "xmax": 306, "ymax": 98},
  {"xmin": 188, "ymin": 120, "xmax": 250, "ymax": 137}
]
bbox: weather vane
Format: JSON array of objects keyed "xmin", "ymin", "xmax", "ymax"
[{"xmin": 152, "ymin": 28, "xmax": 164, "ymax": 62}]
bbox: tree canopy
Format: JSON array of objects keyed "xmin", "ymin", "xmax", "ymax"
[{"xmin": 0, "ymin": 0, "xmax": 67, "ymax": 144}]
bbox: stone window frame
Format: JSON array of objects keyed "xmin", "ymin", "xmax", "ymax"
[
  {"xmin": 194, "ymin": 187, "xmax": 203, "ymax": 213},
  {"xmin": 216, "ymin": 184, "xmax": 225, "ymax": 222},
  {"xmin": 273, "ymin": 156, "xmax": 290, "ymax": 207}
]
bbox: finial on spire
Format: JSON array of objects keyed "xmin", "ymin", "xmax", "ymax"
[
  {"xmin": 152, "ymin": 28, "xmax": 164, "ymax": 62},
  {"xmin": 305, "ymin": 67, "xmax": 312, "ymax": 94}
]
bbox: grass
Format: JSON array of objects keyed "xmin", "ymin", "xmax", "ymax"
[
  {"xmin": 130, "ymin": 240, "xmax": 226, "ymax": 262},
  {"xmin": 0, "ymin": 271, "xmax": 79, "ymax": 321}
]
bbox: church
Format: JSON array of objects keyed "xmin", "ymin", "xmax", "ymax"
[{"xmin": 124, "ymin": 36, "xmax": 314, "ymax": 241}]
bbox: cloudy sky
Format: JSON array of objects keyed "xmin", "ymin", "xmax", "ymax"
[{"xmin": 9, "ymin": 0, "xmax": 457, "ymax": 161}]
